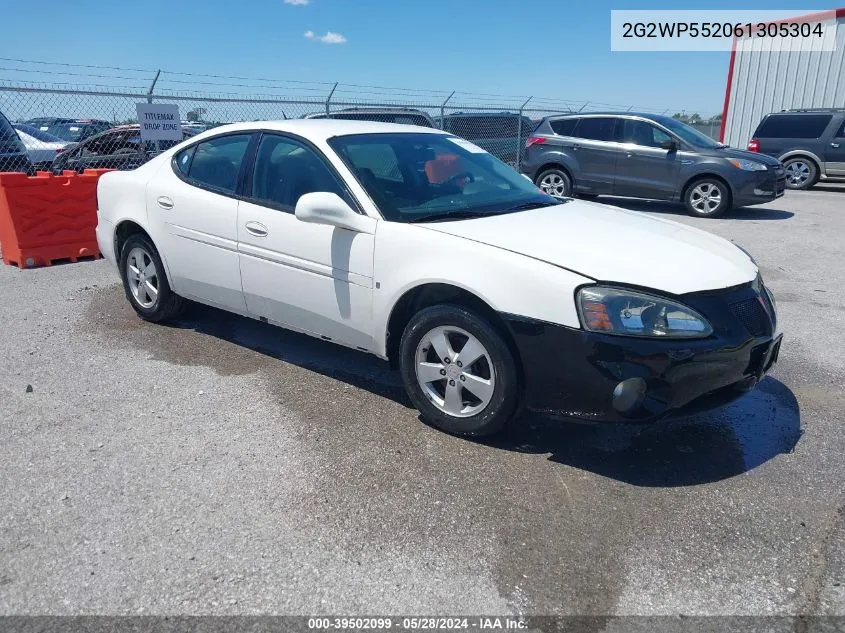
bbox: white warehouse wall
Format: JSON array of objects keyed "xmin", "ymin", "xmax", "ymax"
[{"xmin": 721, "ymin": 11, "xmax": 845, "ymax": 148}]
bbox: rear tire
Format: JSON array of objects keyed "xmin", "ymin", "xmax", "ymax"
[
  {"xmin": 119, "ymin": 234, "xmax": 184, "ymax": 323},
  {"xmin": 399, "ymin": 304, "xmax": 519, "ymax": 437},
  {"xmin": 684, "ymin": 177, "xmax": 730, "ymax": 218},
  {"xmin": 535, "ymin": 167, "xmax": 572, "ymax": 198},
  {"xmin": 782, "ymin": 157, "xmax": 818, "ymax": 190}
]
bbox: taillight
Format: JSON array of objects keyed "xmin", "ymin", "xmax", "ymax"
[
  {"xmin": 747, "ymin": 138, "xmax": 759, "ymax": 152},
  {"xmin": 525, "ymin": 136, "xmax": 546, "ymax": 148}
]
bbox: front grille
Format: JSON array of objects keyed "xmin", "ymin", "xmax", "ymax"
[{"xmin": 730, "ymin": 297, "xmax": 772, "ymax": 337}]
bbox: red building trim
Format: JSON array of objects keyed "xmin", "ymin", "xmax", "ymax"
[
  {"xmin": 719, "ymin": 40, "xmax": 737, "ymax": 142},
  {"xmin": 719, "ymin": 8, "xmax": 845, "ymax": 143}
]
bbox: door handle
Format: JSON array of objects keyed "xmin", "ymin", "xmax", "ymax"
[
  {"xmin": 626, "ymin": 152, "xmax": 635, "ymax": 158},
  {"xmin": 831, "ymin": 142, "xmax": 841, "ymax": 148},
  {"xmin": 572, "ymin": 145, "xmax": 580, "ymax": 151},
  {"xmin": 157, "ymin": 196, "xmax": 174, "ymax": 210},
  {"xmin": 245, "ymin": 221, "xmax": 268, "ymax": 237}
]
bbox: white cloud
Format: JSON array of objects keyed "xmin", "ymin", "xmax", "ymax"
[
  {"xmin": 303, "ymin": 30, "xmax": 347, "ymax": 44},
  {"xmin": 320, "ymin": 31, "xmax": 347, "ymax": 44},
  {"xmin": 284, "ymin": 0, "xmax": 310, "ymax": 5}
]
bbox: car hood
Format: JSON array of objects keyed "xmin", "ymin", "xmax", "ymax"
[
  {"xmin": 419, "ymin": 201, "xmax": 758, "ymax": 295},
  {"xmin": 712, "ymin": 146, "xmax": 781, "ymax": 166}
]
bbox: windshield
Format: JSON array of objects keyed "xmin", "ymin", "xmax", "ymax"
[
  {"xmin": 328, "ymin": 132, "xmax": 561, "ymax": 223},
  {"xmin": 14, "ymin": 124, "xmax": 64, "ymax": 143},
  {"xmin": 40, "ymin": 123, "xmax": 96, "ymax": 142},
  {"xmin": 655, "ymin": 116, "xmax": 721, "ymax": 149}
]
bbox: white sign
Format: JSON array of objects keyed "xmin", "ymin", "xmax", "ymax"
[{"xmin": 136, "ymin": 103, "xmax": 182, "ymax": 141}]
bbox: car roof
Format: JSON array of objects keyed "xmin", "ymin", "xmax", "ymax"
[
  {"xmin": 771, "ymin": 108, "xmax": 845, "ymax": 114},
  {"xmin": 302, "ymin": 108, "xmax": 434, "ymax": 121},
  {"xmin": 544, "ymin": 111, "xmax": 662, "ymax": 120},
  {"xmin": 190, "ymin": 119, "xmax": 449, "ymax": 141},
  {"xmin": 439, "ymin": 112, "xmax": 529, "ymax": 118}
]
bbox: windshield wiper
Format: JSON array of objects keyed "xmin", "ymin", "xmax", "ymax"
[
  {"xmin": 504, "ymin": 200, "xmax": 564, "ymax": 212},
  {"xmin": 408, "ymin": 210, "xmax": 494, "ymax": 223}
]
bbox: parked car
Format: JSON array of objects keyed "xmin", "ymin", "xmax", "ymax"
[
  {"xmin": 747, "ymin": 108, "xmax": 845, "ymax": 190},
  {"xmin": 13, "ymin": 124, "xmax": 73, "ymax": 170},
  {"xmin": 22, "ymin": 118, "xmax": 112, "ymax": 143},
  {"xmin": 96, "ymin": 120, "xmax": 781, "ymax": 437},
  {"xmin": 52, "ymin": 125, "xmax": 193, "ymax": 173},
  {"xmin": 434, "ymin": 112, "xmax": 533, "ymax": 166},
  {"xmin": 0, "ymin": 109, "xmax": 34, "ymax": 174},
  {"xmin": 304, "ymin": 107, "xmax": 435, "ymax": 128},
  {"xmin": 523, "ymin": 112, "xmax": 785, "ymax": 218}
]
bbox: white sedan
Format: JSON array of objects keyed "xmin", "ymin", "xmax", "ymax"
[
  {"xmin": 13, "ymin": 124, "xmax": 72, "ymax": 169},
  {"xmin": 96, "ymin": 120, "xmax": 782, "ymax": 436}
]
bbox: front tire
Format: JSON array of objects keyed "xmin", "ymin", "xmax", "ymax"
[
  {"xmin": 119, "ymin": 234, "xmax": 184, "ymax": 322},
  {"xmin": 783, "ymin": 157, "xmax": 818, "ymax": 190},
  {"xmin": 535, "ymin": 167, "xmax": 572, "ymax": 198},
  {"xmin": 684, "ymin": 178, "xmax": 730, "ymax": 218},
  {"xmin": 399, "ymin": 304, "xmax": 519, "ymax": 437}
]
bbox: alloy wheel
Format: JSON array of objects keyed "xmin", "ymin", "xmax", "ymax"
[
  {"xmin": 414, "ymin": 326, "xmax": 495, "ymax": 418},
  {"xmin": 126, "ymin": 246, "xmax": 159, "ymax": 309},
  {"xmin": 785, "ymin": 160, "xmax": 811, "ymax": 187},
  {"xmin": 689, "ymin": 182, "xmax": 723, "ymax": 215},
  {"xmin": 539, "ymin": 172, "xmax": 569, "ymax": 197}
]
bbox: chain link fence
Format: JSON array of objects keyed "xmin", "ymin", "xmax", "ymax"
[{"xmin": 0, "ymin": 61, "xmax": 720, "ymax": 174}]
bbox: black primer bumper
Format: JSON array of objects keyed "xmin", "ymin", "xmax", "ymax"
[
  {"xmin": 503, "ymin": 282, "xmax": 781, "ymax": 423},
  {"xmin": 732, "ymin": 167, "xmax": 786, "ymax": 207}
]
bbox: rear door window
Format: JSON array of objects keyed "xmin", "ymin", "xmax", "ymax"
[
  {"xmin": 184, "ymin": 134, "xmax": 252, "ymax": 194},
  {"xmin": 572, "ymin": 117, "xmax": 618, "ymax": 142},
  {"xmin": 550, "ymin": 119, "xmax": 578, "ymax": 136},
  {"xmin": 755, "ymin": 114, "xmax": 832, "ymax": 138},
  {"xmin": 621, "ymin": 120, "xmax": 673, "ymax": 148}
]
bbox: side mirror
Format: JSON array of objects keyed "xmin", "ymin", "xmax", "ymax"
[
  {"xmin": 295, "ymin": 192, "xmax": 376, "ymax": 234},
  {"xmin": 660, "ymin": 139, "xmax": 679, "ymax": 151}
]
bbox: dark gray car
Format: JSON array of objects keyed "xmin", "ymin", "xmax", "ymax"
[
  {"xmin": 434, "ymin": 112, "xmax": 533, "ymax": 166},
  {"xmin": 522, "ymin": 112, "xmax": 785, "ymax": 218},
  {"xmin": 0, "ymin": 108, "xmax": 34, "ymax": 174},
  {"xmin": 747, "ymin": 109, "xmax": 845, "ymax": 190}
]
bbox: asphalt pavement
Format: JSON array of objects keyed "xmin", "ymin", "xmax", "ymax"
[{"xmin": 0, "ymin": 186, "xmax": 843, "ymax": 618}]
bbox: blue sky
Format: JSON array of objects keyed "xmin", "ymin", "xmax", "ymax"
[{"xmin": 0, "ymin": 0, "xmax": 836, "ymax": 116}]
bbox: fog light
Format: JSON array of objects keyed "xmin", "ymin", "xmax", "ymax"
[
  {"xmin": 612, "ymin": 377, "xmax": 647, "ymax": 415},
  {"xmin": 753, "ymin": 188, "xmax": 773, "ymax": 196}
]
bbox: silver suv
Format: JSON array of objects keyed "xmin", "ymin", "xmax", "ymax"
[{"xmin": 522, "ymin": 112, "xmax": 785, "ymax": 218}]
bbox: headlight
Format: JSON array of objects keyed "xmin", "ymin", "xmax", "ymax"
[
  {"xmin": 577, "ymin": 286, "xmax": 713, "ymax": 339},
  {"xmin": 728, "ymin": 158, "xmax": 767, "ymax": 171}
]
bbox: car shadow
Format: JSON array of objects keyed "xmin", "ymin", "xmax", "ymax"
[
  {"xmin": 167, "ymin": 302, "xmax": 410, "ymax": 406},
  {"xmin": 166, "ymin": 303, "xmax": 801, "ymax": 487},
  {"xmin": 808, "ymin": 184, "xmax": 845, "ymax": 193},
  {"xmin": 480, "ymin": 377, "xmax": 801, "ymax": 487},
  {"xmin": 593, "ymin": 196, "xmax": 795, "ymax": 220}
]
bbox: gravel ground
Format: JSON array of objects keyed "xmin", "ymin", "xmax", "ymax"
[{"xmin": 0, "ymin": 186, "xmax": 843, "ymax": 617}]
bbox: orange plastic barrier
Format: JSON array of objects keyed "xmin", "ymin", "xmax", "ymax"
[{"xmin": 0, "ymin": 169, "xmax": 112, "ymax": 268}]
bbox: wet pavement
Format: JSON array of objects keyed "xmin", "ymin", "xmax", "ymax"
[{"xmin": 0, "ymin": 188, "xmax": 843, "ymax": 616}]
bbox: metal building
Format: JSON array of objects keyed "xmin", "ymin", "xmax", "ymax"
[{"xmin": 720, "ymin": 8, "xmax": 845, "ymax": 147}]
